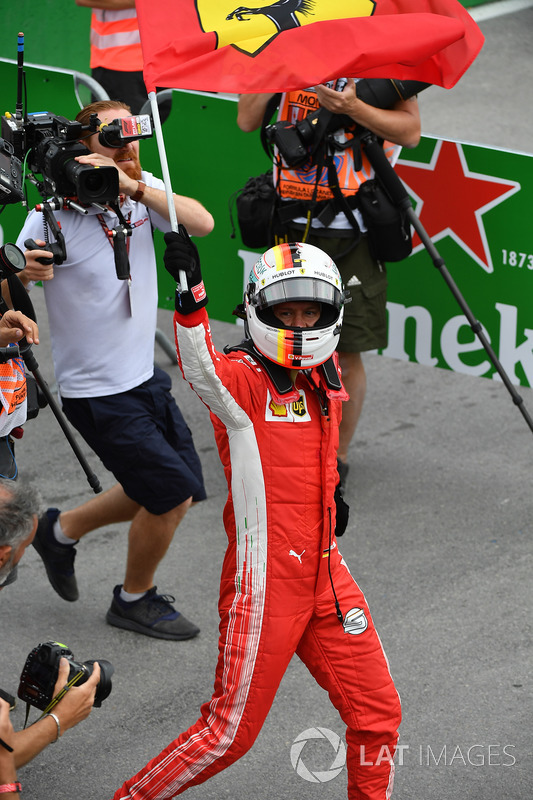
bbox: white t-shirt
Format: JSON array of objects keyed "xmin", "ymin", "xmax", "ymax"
[{"xmin": 16, "ymin": 172, "xmax": 171, "ymax": 398}]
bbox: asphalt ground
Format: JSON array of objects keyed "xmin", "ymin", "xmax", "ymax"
[{"xmin": 1, "ymin": 3, "xmax": 532, "ymax": 799}]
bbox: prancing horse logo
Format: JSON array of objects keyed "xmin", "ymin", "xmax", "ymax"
[
  {"xmin": 196, "ymin": 0, "xmax": 376, "ymax": 57},
  {"xmin": 226, "ymin": 0, "xmax": 316, "ymax": 32}
]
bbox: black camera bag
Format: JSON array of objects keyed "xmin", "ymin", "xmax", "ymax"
[
  {"xmin": 357, "ymin": 178, "xmax": 412, "ymax": 262},
  {"xmin": 231, "ymin": 170, "xmax": 279, "ymax": 249}
]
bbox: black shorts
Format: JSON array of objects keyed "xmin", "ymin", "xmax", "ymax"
[{"xmin": 61, "ymin": 368, "xmax": 206, "ymax": 515}]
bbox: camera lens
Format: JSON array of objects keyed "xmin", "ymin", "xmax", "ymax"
[
  {"xmin": 0, "ymin": 243, "xmax": 26, "ymax": 274},
  {"xmin": 79, "ymin": 659, "xmax": 114, "ymax": 708},
  {"xmin": 63, "ymin": 161, "xmax": 119, "ymax": 205}
]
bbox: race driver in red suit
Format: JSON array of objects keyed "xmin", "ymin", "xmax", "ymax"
[{"xmin": 111, "ymin": 230, "xmax": 401, "ymax": 800}]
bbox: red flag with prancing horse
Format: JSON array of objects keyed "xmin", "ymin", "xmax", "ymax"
[{"xmin": 135, "ymin": 0, "xmax": 484, "ymax": 94}]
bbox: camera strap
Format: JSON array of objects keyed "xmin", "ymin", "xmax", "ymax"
[{"xmin": 293, "ymin": 142, "xmax": 361, "ymax": 260}]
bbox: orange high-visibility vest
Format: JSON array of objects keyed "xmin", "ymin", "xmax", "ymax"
[
  {"xmin": 275, "ymin": 88, "xmax": 399, "ymax": 202},
  {"xmin": 0, "ymin": 356, "xmax": 26, "ymax": 436},
  {"xmin": 90, "ymin": 9, "xmax": 143, "ymax": 72}
]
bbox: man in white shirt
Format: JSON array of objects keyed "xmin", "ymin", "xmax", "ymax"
[{"xmin": 17, "ymin": 100, "xmax": 214, "ymax": 640}]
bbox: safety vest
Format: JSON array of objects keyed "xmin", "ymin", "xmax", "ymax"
[
  {"xmin": 0, "ymin": 355, "xmax": 27, "ymax": 437},
  {"xmin": 274, "ymin": 88, "xmax": 399, "ymax": 202},
  {"xmin": 90, "ymin": 9, "xmax": 143, "ymax": 72}
]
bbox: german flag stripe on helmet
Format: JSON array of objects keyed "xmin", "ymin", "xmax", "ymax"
[
  {"xmin": 276, "ymin": 328, "xmax": 305, "ymax": 368},
  {"xmin": 273, "ymin": 243, "xmax": 303, "ymax": 272},
  {"xmin": 276, "ymin": 328, "xmax": 291, "ymax": 365}
]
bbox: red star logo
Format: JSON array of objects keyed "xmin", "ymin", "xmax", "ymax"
[{"xmin": 395, "ymin": 140, "xmax": 520, "ymax": 274}]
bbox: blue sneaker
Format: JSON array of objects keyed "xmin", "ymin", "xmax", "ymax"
[
  {"xmin": 32, "ymin": 508, "xmax": 79, "ymax": 602},
  {"xmin": 106, "ymin": 585, "xmax": 200, "ymax": 640}
]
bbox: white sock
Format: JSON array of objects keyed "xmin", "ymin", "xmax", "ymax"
[
  {"xmin": 120, "ymin": 587, "xmax": 147, "ymax": 603},
  {"xmin": 53, "ymin": 519, "xmax": 77, "ymax": 546}
]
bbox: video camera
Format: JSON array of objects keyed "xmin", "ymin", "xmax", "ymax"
[
  {"xmin": 1, "ymin": 32, "xmax": 153, "ymax": 209},
  {"xmin": 1, "ymin": 110, "xmax": 153, "ymax": 207},
  {"xmin": 266, "ymin": 78, "xmax": 429, "ymax": 168},
  {"xmin": 4, "ymin": 112, "xmax": 117, "ymax": 205},
  {"xmin": 18, "ymin": 641, "xmax": 114, "ymax": 710}
]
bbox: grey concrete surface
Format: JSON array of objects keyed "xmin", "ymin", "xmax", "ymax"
[
  {"xmin": 420, "ymin": 2, "xmax": 533, "ymax": 153},
  {"xmin": 1, "ymin": 5, "xmax": 532, "ymax": 799}
]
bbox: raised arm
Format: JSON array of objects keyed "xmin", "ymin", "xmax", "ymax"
[{"xmin": 236, "ymin": 93, "xmax": 276, "ymax": 133}]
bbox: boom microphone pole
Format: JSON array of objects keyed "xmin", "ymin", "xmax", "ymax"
[{"xmin": 359, "ymin": 129, "xmax": 533, "ymax": 436}]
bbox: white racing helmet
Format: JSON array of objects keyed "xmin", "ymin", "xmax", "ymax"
[{"xmin": 245, "ymin": 242, "xmax": 346, "ymax": 369}]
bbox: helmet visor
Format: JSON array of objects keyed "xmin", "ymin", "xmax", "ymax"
[{"xmin": 253, "ymin": 277, "xmax": 342, "ymax": 310}]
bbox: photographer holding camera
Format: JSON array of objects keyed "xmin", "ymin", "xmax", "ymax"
[
  {"xmin": 238, "ymin": 79, "xmax": 421, "ymax": 488},
  {"xmin": 15, "ymin": 99, "xmax": 214, "ymax": 640},
  {"xmin": 0, "ymin": 478, "xmax": 101, "ymax": 780}
]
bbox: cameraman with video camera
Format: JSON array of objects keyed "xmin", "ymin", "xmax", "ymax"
[
  {"xmin": 238, "ymin": 79, "xmax": 421, "ymax": 489},
  {"xmin": 0, "ymin": 477, "xmax": 101, "ymax": 781},
  {"xmin": 15, "ymin": 99, "xmax": 214, "ymax": 640}
]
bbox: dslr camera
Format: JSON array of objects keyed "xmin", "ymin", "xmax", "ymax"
[
  {"xmin": 18, "ymin": 641, "xmax": 114, "ymax": 710},
  {"xmin": 266, "ymin": 78, "xmax": 429, "ymax": 168}
]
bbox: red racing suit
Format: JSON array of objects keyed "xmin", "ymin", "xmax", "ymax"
[{"xmin": 112, "ymin": 307, "xmax": 401, "ymax": 800}]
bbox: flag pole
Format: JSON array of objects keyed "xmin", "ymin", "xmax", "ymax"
[{"xmin": 148, "ymin": 90, "xmax": 187, "ymax": 291}]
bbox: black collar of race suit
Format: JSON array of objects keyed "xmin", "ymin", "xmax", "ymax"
[{"xmin": 223, "ymin": 339, "xmax": 342, "ymax": 395}]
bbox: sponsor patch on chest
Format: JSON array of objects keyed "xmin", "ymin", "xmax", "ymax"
[{"xmin": 265, "ymin": 388, "xmax": 312, "ymax": 422}]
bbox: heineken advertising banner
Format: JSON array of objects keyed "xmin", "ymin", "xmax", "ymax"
[
  {"xmin": 0, "ymin": 70, "xmax": 531, "ymax": 389},
  {"xmin": 385, "ymin": 138, "xmax": 532, "ymax": 388}
]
